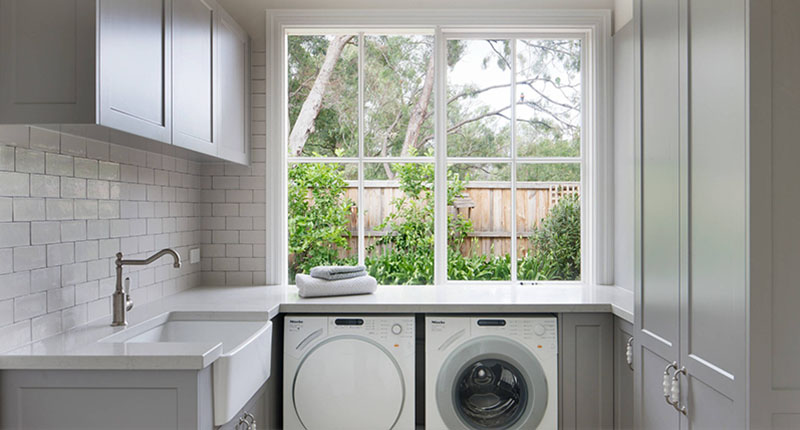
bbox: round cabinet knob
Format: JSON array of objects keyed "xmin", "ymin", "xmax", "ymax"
[
  {"xmin": 533, "ymin": 324, "xmax": 546, "ymax": 336},
  {"xmin": 391, "ymin": 323, "xmax": 403, "ymax": 335}
]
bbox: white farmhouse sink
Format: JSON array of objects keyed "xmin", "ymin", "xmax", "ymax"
[{"xmin": 101, "ymin": 311, "xmax": 272, "ymax": 425}]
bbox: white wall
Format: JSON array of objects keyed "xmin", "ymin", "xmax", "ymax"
[{"xmin": 614, "ymin": 0, "xmax": 633, "ymax": 33}]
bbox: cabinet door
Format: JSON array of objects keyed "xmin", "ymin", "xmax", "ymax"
[
  {"xmin": 0, "ymin": 0, "xmax": 96, "ymax": 124},
  {"xmin": 172, "ymin": 0, "xmax": 218, "ymax": 155},
  {"xmin": 681, "ymin": 0, "xmax": 747, "ymax": 427},
  {"xmin": 614, "ymin": 318, "xmax": 634, "ymax": 430},
  {"xmin": 98, "ymin": 0, "xmax": 172, "ymax": 143},
  {"xmin": 559, "ymin": 313, "xmax": 614, "ymax": 430},
  {"xmin": 633, "ymin": 0, "xmax": 682, "ymax": 428},
  {"xmin": 216, "ymin": 10, "xmax": 249, "ymax": 165}
]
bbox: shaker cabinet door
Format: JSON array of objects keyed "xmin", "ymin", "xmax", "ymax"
[
  {"xmin": 97, "ymin": 0, "xmax": 172, "ymax": 143},
  {"xmin": 634, "ymin": 0, "xmax": 682, "ymax": 428},
  {"xmin": 216, "ymin": 11, "xmax": 249, "ymax": 165},
  {"xmin": 172, "ymin": 0, "xmax": 218, "ymax": 155}
]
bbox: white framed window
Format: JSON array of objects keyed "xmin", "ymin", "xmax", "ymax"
[{"xmin": 265, "ymin": 10, "xmax": 613, "ymax": 286}]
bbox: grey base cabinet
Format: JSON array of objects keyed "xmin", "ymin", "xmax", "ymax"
[
  {"xmin": 0, "ymin": 368, "xmax": 267, "ymax": 429},
  {"xmin": 559, "ymin": 313, "xmax": 614, "ymax": 430}
]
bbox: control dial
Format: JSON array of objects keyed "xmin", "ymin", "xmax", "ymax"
[
  {"xmin": 391, "ymin": 323, "xmax": 403, "ymax": 335},
  {"xmin": 533, "ymin": 324, "xmax": 546, "ymax": 336}
]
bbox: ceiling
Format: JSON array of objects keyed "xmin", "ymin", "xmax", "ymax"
[{"xmin": 216, "ymin": 0, "xmax": 617, "ymax": 44}]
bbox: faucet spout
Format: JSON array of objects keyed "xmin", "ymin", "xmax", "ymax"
[{"xmin": 112, "ymin": 248, "xmax": 182, "ymax": 326}]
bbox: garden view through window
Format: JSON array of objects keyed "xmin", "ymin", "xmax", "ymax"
[{"xmin": 287, "ymin": 32, "xmax": 582, "ymax": 284}]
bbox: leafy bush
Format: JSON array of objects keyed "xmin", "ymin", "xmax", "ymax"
[
  {"xmin": 288, "ymin": 163, "xmax": 354, "ymax": 281},
  {"xmin": 530, "ymin": 193, "xmax": 581, "ymax": 280}
]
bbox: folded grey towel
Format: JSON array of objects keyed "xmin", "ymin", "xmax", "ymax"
[
  {"xmin": 309, "ymin": 265, "xmax": 367, "ymax": 281},
  {"xmin": 295, "ymin": 274, "xmax": 377, "ymax": 298}
]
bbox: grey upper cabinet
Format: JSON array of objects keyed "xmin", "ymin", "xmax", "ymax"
[
  {"xmin": 98, "ymin": 0, "xmax": 172, "ymax": 143},
  {"xmin": 216, "ymin": 9, "xmax": 249, "ymax": 165},
  {"xmin": 0, "ymin": 0, "xmax": 249, "ymax": 164},
  {"xmin": 172, "ymin": 0, "xmax": 218, "ymax": 155}
]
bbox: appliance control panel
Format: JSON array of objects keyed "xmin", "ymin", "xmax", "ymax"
[
  {"xmin": 426, "ymin": 316, "xmax": 557, "ymax": 353},
  {"xmin": 285, "ymin": 315, "xmax": 414, "ymax": 359}
]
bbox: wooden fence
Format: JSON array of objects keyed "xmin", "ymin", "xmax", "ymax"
[{"xmin": 340, "ymin": 181, "xmax": 580, "ymax": 257}]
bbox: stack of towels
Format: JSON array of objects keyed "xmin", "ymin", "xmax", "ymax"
[{"xmin": 295, "ymin": 265, "xmax": 378, "ymax": 298}]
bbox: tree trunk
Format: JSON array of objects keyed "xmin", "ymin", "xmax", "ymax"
[
  {"xmin": 288, "ymin": 35, "xmax": 352, "ymax": 156},
  {"xmin": 400, "ymin": 54, "xmax": 435, "ymax": 157}
]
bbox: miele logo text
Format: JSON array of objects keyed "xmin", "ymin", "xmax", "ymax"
[
  {"xmin": 431, "ymin": 320, "xmax": 445, "ymax": 324},
  {"xmin": 289, "ymin": 320, "xmax": 303, "ymax": 324}
]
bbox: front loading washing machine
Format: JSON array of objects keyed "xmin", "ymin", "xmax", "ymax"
[
  {"xmin": 426, "ymin": 316, "xmax": 558, "ymax": 430},
  {"xmin": 284, "ymin": 315, "xmax": 415, "ymax": 430}
]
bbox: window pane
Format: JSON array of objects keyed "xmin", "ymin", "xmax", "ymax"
[
  {"xmin": 516, "ymin": 39, "xmax": 581, "ymax": 157},
  {"xmin": 516, "ymin": 163, "xmax": 581, "ymax": 281},
  {"xmin": 364, "ymin": 163, "xmax": 435, "ymax": 285},
  {"xmin": 364, "ymin": 35, "xmax": 434, "ymax": 157},
  {"xmin": 288, "ymin": 35, "xmax": 359, "ymax": 157},
  {"xmin": 447, "ymin": 39, "xmax": 512, "ymax": 157},
  {"xmin": 447, "ymin": 163, "xmax": 511, "ymax": 281},
  {"xmin": 287, "ymin": 163, "xmax": 357, "ymax": 283}
]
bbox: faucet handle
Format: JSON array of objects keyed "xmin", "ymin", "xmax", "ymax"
[{"xmin": 124, "ymin": 277, "xmax": 130, "ymax": 295}]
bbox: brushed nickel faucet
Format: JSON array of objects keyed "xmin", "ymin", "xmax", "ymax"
[{"xmin": 112, "ymin": 249, "xmax": 181, "ymax": 326}]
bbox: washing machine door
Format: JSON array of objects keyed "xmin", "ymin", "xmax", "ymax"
[
  {"xmin": 292, "ymin": 335, "xmax": 406, "ymax": 430},
  {"xmin": 436, "ymin": 336, "xmax": 548, "ymax": 430}
]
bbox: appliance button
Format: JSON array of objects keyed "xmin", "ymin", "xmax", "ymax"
[
  {"xmin": 391, "ymin": 323, "xmax": 403, "ymax": 335},
  {"xmin": 533, "ymin": 324, "xmax": 546, "ymax": 336}
]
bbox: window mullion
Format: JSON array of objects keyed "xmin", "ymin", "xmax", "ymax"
[
  {"xmin": 510, "ymin": 38, "xmax": 518, "ymax": 282},
  {"xmin": 357, "ymin": 32, "xmax": 365, "ymax": 267},
  {"xmin": 434, "ymin": 27, "xmax": 447, "ymax": 285}
]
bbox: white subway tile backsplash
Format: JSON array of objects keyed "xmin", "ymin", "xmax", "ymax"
[
  {"xmin": 32, "ymin": 311, "xmax": 62, "ymax": 341},
  {"xmin": 31, "ymin": 222, "xmax": 61, "ymax": 245},
  {"xmin": 14, "ymin": 292, "xmax": 46, "ymax": 321},
  {"xmin": 61, "ymin": 220, "xmax": 87, "ymax": 242},
  {"xmin": 75, "ymin": 241, "xmax": 98, "ymax": 262},
  {"xmin": 13, "ymin": 198, "xmax": 45, "ymax": 221},
  {"xmin": 74, "ymin": 199, "xmax": 98, "ymax": 219},
  {"xmin": 1, "ymin": 146, "xmax": 17, "ymax": 171},
  {"xmin": 29, "ymin": 128, "xmax": 59, "ymax": 152},
  {"xmin": 15, "ymin": 148, "xmax": 44, "ymax": 173},
  {"xmin": 98, "ymin": 161, "xmax": 120, "ymax": 181},
  {"xmin": 0, "ymin": 320, "xmax": 31, "ymax": 352},
  {"xmin": 86, "ymin": 219, "xmax": 109, "ymax": 240},
  {"xmin": 0, "ymin": 249, "xmax": 12, "ymax": 274},
  {"xmin": 1, "ymin": 222, "xmax": 30, "ymax": 247},
  {"xmin": 86, "ymin": 140, "xmax": 109, "ymax": 161},
  {"xmin": 31, "ymin": 266, "xmax": 60, "ymax": 292},
  {"xmin": 87, "ymin": 180, "xmax": 109, "ymax": 199},
  {"xmin": 14, "ymin": 246, "xmax": 46, "ymax": 271},
  {"xmin": 0, "ymin": 272, "xmax": 29, "ymax": 300},
  {"xmin": 0, "ymin": 198, "xmax": 11, "ymax": 222},
  {"xmin": 45, "ymin": 153, "xmax": 73, "ymax": 176},
  {"xmin": 0, "ymin": 172, "xmax": 29, "ymax": 196},
  {"xmin": 61, "ymin": 177, "xmax": 86, "ymax": 198},
  {"xmin": 47, "ymin": 286, "xmax": 75, "ymax": 312},
  {"xmin": 31, "ymin": 174, "xmax": 59, "ymax": 197},
  {"xmin": 74, "ymin": 158, "xmax": 99, "ymax": 179},
  {"xmin": 98, "ymin": 200, "xmax": 119, "ymax": 219},
  {"xmin": 59, "ymin": 134, "xmax": 86, "ymax": 157},
  {"xmin": 46, "ymin": 242, "xmax": 74, "ymax": 267},
  {"xmin": 61, "ymin": 262, "xmax": 87, "ymax": 286},
  {"xmin": 46, "ymin": 198, "xmax": 74, "ymax": 220}
]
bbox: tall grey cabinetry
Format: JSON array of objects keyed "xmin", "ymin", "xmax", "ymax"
[
  {"xmin": 0, "ymin": 0, "xmax": 249, "ymax": 165},
  {"xmin": 635, "ymin": 0, "xmax": 747, "ymax": 427}
]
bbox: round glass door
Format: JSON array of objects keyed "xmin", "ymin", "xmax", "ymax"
[
  {"xmin": 454, "ymin": 359, "xmax": 528, "ymax": 429},
  {"xmin": 293, "ymin": 337, "xmax": 405, "ymax": 430}
]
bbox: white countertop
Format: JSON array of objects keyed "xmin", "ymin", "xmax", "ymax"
[{"xmin": 0, "ymin": 283, "xmax": 632, "ymax": 370}]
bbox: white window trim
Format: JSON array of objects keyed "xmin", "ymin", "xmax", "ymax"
[{"xmin": 265, "ymin": 9, "xmax": 613, "ymax": 286}]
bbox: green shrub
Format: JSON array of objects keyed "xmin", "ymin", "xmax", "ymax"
[
  {"xmin": 288, "ymin": 163, "xmax": 354, "ymax": 281},
  {"xmin": 530, "ymin": 193, "xmax": 581, "ymax": 280}
]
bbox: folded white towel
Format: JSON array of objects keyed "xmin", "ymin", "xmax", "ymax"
[
  {"xmin": 295, "ymin": 273, "xmax": 377, "ymax": 298},
  {"xmin": 309, "ymin": 265, "xmax": 367, "ymax": 281}
]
